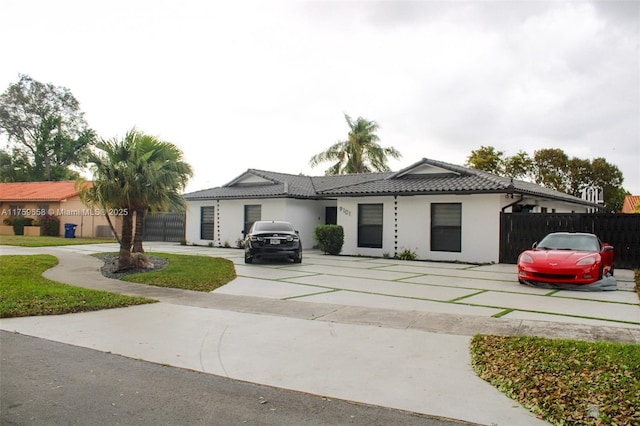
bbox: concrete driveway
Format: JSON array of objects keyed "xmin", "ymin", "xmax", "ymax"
[
  {"xmin": 113, "ymin": 242, "xmax": 638, "ymax": 330},
  {"xmin": 219, "ymin": 249, "xmax": 640, "ymax": 329},
  {"xmin": 1, "ymin": 242, "xmax": 638, "ymax": 425}
]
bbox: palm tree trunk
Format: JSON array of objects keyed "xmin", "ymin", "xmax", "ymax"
[
  {"xmin": 118, "ymin": 212, "xmax": 134, "ymax": 270},
  {"xmin": 132, "ymin": 208, "xmax": 145, "ymax": 253},
  {"xmin": 102, "ymin": 204, "xmax": 121, "ymax": 245}
]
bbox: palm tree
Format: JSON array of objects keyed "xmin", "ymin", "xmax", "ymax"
[
  {"xmin": 83, "ymin": 132, "xmax": 141, "ymax": 269},
  {"xmin": 129, "ymin": 134, "xmax": 193, "ymax": 254},
  {"xmin": 83, "ymin": 129, "xmax": 192, "ymax": 269},
  {"xmin": 309, "ymin": 114, "xmax": 402, "ymax": 175}
]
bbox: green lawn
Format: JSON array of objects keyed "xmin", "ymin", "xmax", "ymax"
[
  {"xmin": 0, "ymin": 235, "xmax": 116, "ymax": 247},
  {"xmin": 0, "ymin": 255, "xmax": 155, "ymax": 318},
  {"xmin": 471, "ymin": 335, "xmax": 640, "ymax": 425},
  {"xmin": 118, "ymin": 252, "xmax": 237, "ymax": 292}
]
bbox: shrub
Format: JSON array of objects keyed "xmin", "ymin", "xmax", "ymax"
[
  {"xmin": 12, "ymin": 217, "xmax": 33, "ymax": 235},
  {"xmin": 39, "ymin": 213, "xmax": 60, "ymax": 237},
  {"xmin": 2, "ymin": 217, "xmax": 12, "ymax": 226},
  {"xmin": 313, "ymin": 224, "xmax": 344, "ymax": 255},
  {"xmin": 396, "ymin": 248, "xmax": 417, "ymax": 261}
]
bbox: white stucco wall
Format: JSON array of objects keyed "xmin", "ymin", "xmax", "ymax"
[
  {"xmin": 501, "ymin": 195, "xmax": 591, "ymax": 213},
  {"xmin": 186, "ymin": 193, "xmax": 593, "ymax": 261},
  {"xmin": 185, "ymin": 198, "xmax": 333, "ymax": 249},
  {"xmin": 282, "ymin": 198, "xmax": 334, "ymax": 249},
  {"xmin": 337, "ymin": 194, "xmax": 504, "ymax": 264}
]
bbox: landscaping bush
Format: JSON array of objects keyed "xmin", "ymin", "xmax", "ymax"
[
  {"xmin": 39, "ymin": 213, "xmax": 60, "ymax": 237},
  {"xmin": 12, "ymin": 217, "xmax": 33, "ymax": 235},
  {"xmin": 396, "ymin": 248, "xmax": 417, "ymax": 260},
  {"xmin": 313, "ymin": 224, "xmax": 344, "ymax": 255}
]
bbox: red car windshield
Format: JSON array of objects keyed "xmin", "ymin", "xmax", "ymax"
[{"xmin": 537, "ymin": 234, "xmax": 599, "ymax": 252}]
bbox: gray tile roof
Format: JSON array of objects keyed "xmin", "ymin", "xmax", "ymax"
[{"xmin": 184, "ymin": 158, "xmax": 597, "ymax": 207}]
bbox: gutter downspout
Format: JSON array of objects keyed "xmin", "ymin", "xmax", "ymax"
[
  {"xmin": 502, "ymin": 193, "xmax": 524, "ymax": 212},
  {"xmin": 501, "ymin": 179, "xmax": 523, "ymax": 212}
]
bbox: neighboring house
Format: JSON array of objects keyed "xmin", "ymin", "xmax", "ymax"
[
  {"xmin": 621, "ymin": 195, "xmax": 640, "ymax": 213},
  {"xmin": 184, "ymin": 158, "xmax": 599, "ymax": 264},
  {"xmin": 0, "ymin": 181, "xmax": 121, "ymax": 238}
]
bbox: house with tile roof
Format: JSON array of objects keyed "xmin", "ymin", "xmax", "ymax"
[
  {"xmin": 183, "ymin": 158, "xmax": 599, "ymax": 264},
  {"xmin": 0, "ymin": 181, "xmax": 121, "ymax": 238},
  {"xmin": 621, "ymin": 195, "xmax": 640, "ymax": 213}
]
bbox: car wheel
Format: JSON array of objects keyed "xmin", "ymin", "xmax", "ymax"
[{"xmin": 293, "ymin": 251, "xmax": 302, "ymax": 263}]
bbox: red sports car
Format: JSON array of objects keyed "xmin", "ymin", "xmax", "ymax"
[{"xmin": 517, "ymin": 232, "xmax": 614, "ymax": 285}]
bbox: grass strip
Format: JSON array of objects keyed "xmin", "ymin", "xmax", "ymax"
[
  {"xmin": 0, "ymin": 255, "xmax": 155, "ymax": 318},
  {"xmin": 0, "ymin": 235, "xmax": 116, "ymax": 247},
  {"xmin": 119, "ymin": 252, "xmax": 236, "ymax": 292},
  {"xmin": 470, "ymin": 334, "xmax": 640, "ymax": 425}
]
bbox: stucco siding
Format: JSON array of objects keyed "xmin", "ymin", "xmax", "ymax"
[
  {"xmin": 337, "ymin": 194, "xmax": 503, "ymax": 263},
  {"xmin": 501, "ymin": 195, "xmax": 592, "ymax": 213},
  {"xmin": 185, "ymin": 198, "xmax": 329, "ymax": 249},
  {"xmin": 282, "ymin": 199, "xmax": 332, "ymax": 250}
]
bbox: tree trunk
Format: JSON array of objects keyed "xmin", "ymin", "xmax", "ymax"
[
  {"xmin": 118, "ymin": 212, "xmax": 134, "ymax": 270},
  {"xmin": 103, "ymin": 206, "xmax": 121, "ymax": 245},
  {"xmin": 132, "ymin": 208, "xmax": 145, "ymax": 253}
]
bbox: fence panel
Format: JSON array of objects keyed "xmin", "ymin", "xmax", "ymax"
[
  {"xmin": 142, "ymin": 212, "xmax": 185, "ymax": 242},
  {"xmin": 500, "ymin": 213, "xmax": 640, "ymax": 269}
]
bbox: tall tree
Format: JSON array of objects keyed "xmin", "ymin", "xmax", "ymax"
[
  {"xmin": 504, "ymin": 151, "xmax": 533, "ymax": 180},
  {"xmin": 309, "ymin": 114, "xmax": 402, "ymax": 175},
  {"xmin": 465, "ymin": 146, "xmax": 505, "ymax": 175},
  {"xmin": 82, "ymin": 130, "xmax": 192, "ymax": 268},
  {"xmin": 589, "ymin": 157, "xmax": 625, "ymax": 212},
  {"xmin": 130, "ymin": 133, "xmax": 193, "ymax": 254},
  {"xmin": 466, "ymin": 145, "xmax": 629, "ymax": 212},
  {"xmin": 0, "ymin": 74, "xmax": 95, "ymax": 181},
  {"xmin": 533, "ymin": 148, "xmax": 569, "ymax": 192},
  {"xmin": 0, "ymin": 147, "xmax": 32, "ymax": 182},
  {"xmin": 83, "ymin": 134, "xmax": 139, "ymax": 269},
  {"xmin": 566, "ymin": 157, "xmax": 593, "ymax": 196}
]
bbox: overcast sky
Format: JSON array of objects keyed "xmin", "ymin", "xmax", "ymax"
[{"xmin": 1, "ymin": 0, "xmax": 638, "ymax": 195}]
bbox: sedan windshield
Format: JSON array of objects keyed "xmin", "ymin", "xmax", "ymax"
[
  {"xmin": 252, "ymin": 222, "xmax": 295, "ymax": 233},
  {"xmin": 537, "ymin": 234, "xmax": 599, "ymax": 251}
]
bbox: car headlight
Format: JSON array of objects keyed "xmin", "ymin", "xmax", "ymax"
[
  {"xmin": 519, "ymin": 253, "xmax": 534, "ymax": 264},
  {"xmin": 576, "ymin": 256, "xmax": 596, "ymax": 266}
]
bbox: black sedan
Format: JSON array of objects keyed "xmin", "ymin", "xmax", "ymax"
[{"xmin": 244, "ymin": 220, "xmax": 302, "ymax": 264}]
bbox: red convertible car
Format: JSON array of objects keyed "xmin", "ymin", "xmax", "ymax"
[{"xmin": 517, "ymin": 232, "xmax": 614, "ymax": 285}]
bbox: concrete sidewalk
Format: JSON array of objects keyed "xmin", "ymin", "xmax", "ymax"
[{"xmin": 1, "ymin": 243, "xmax": 639, "ymax": 425}]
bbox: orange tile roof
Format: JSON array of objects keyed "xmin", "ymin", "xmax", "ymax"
[
  {"xmin": 0, "ymin": 181, "xmax": 92, "ymax": 202},
  {"xmin": 622, "ymin": 195, "xmax": 640, "ymax": 213}
]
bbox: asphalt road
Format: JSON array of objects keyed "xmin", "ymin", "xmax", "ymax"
[{"xmin": 1, "ymin": 331, "xmax": 475, "ymax": 426}]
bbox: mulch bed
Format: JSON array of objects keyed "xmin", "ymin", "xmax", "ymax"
[{"xmin": 96, "ymin": 253, "xmax": 168, "ymax": 280}]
